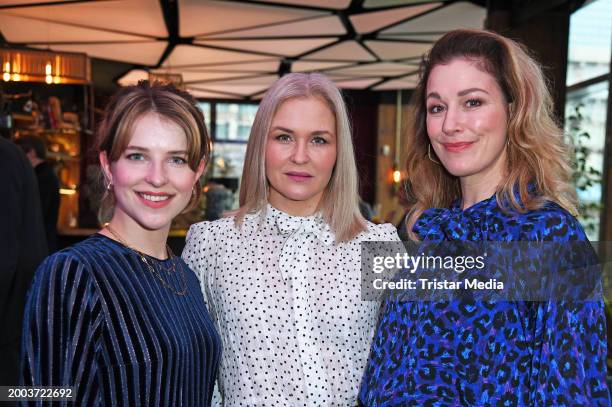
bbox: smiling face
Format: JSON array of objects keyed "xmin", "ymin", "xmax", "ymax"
[
  {"xmin": 100, "ymin": 112, "xmax": 205, "ymax": 232},
  {"xmin": 265, "ymin": 96, "xmax": 337, "ymax": 216},
  {"xmin": 426, "ymin": 57, "xmax": 509, "ymax": 187}
]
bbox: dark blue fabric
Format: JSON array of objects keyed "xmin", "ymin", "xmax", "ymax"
[
  {"xmin": 360, "ymin": 194, "xmax": 609, "ymax": 406},
  {"xmin": 20, "ymin": 234, "xmax": 221, "ymax": 406}
]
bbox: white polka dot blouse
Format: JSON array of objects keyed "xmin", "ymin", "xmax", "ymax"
[{"xmin": 182, "ymin": 204, "xmax": 400, "ymax": 406}]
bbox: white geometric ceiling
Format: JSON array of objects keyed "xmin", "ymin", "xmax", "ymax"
[{"xmin": 0, "ymin": 0, "xmax": 486, "ymax": 99}]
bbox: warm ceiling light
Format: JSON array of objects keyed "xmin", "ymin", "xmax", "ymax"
[{"xmin": 0, "ymin": 48, "xmax": 90, "ymax": 85}]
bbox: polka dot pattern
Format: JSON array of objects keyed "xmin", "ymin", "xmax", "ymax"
[{"xmin": 183, "ymin": 204, "xmax": 399, "ymax": 406}]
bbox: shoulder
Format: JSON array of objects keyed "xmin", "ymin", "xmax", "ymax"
[
  {"xmin": 356, "ymin": 221, "xmax": 400, "ymax": 242},
  {"xmin": 186, "ymin": 216, "xmax": 239, "ymax": 242},
  {"xmin": 0, "ymin": 137, "xmax": 26, "ymax": 165},
  {"xmin": 30, "ymin": 238, "xmax": 99, "ymax": 290},
  {"xmin": 512, "ymin": 201, "xmax": 587, "ymax": 241},
  {"xmin": 40, "ymin": 235, "xmax": 109, "ymax": 269}
]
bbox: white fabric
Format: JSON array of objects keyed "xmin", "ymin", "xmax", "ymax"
[{"xmin": 182, "ymin": 205, "xmax": 400, "ymax": 407}]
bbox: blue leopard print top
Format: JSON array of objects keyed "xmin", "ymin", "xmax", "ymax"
[{"xmin": 359, "ymin": 193, "xmax": 609, "ymax": 406}]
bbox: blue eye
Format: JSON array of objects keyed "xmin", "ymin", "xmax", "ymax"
[
  {"xmin": 169, "ymin": 156, "xmax": 187, "ymax": 165},
  {"xmin": 312, "ymin": 137, "xmax": 327, "ymax": 145},
  {"xmin": 275, "ymin": 134, "xmax": 292, "ymax": 142},
  {"xmin": 126, "ymin": 153, "xmax": 145, "ymax": 161},
  {"xmin": 466, "ymin": 99, "xmax": 482, "ymax": 108}
]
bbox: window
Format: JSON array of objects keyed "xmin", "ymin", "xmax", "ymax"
[
  {"xmin": 195, "ymin": 101, "xmax": 258, "ymax": 212},
  {"xmin": 565, "ymin": 0, "xmax": 611, "ymax": 240},
  {"xmin": 215, "ymin": 103, "xmax": 258, "ymax": 141},
  {"xmin": 197, "ymin": 102, "xmax": 212, "ymax": 134}
]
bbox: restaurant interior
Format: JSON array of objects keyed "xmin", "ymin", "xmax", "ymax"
[{"xmin": 1, "ymin": 0, "xmax": 611, "ymax": 369}]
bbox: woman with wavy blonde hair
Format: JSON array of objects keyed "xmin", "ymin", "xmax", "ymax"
[
  {"xmin": 360, "ymin": 29, "xmax": 608, "ymax": 405},
  {"xmin": 183, "ymin": 72, "xmax": 399, "ymax": 406}
]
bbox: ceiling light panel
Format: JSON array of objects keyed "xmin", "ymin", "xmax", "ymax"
[
  {"xmin": 304, "ymin": 41, "xmax": 376, "ymax": 61},
  {"xmin": 2, "ymin": 0, "xmax": 166, "ymax": 37},
  {"xmin": 33, "ymin": 42, "xmax": 167, "ymax": 65},
  {"xmin": 333, "ymin": 77, "xmax": 383, "ymax": 89},
  {"xmin": 202, "ymin": 15, "xmax": 346, "ymax": 39},
  {"xmin": 291, "ymin": 61, "xmax": 354, "ymax": 72},
  {"xmin": 373, "ymin": 75, "xmax": 419, "ymax": 89},
  {"xmin": 179, "ymin": 60, "xmax": 280, "ymax": 73},
  {"xmin": 380, "ymin": 1, "xmax": 485, "ymax": 34},
  {"xmin": 255, "ymin": 0, "xmax": 351, "ymax": 10},
  {"xmin": 179, "ymin": 0, "xmax": 326, "ymax": 37},
  {"xmin": 350, "ymin": 3, "xmax": 441, "ymax": 34},
  {"xmin": 195, "ymin": 38, "xmax": 337, "ymax": 57},
  {"xmin": 365, "ymin": 40, "xmax": 431, "ymax": 60},
  {"xmin": 187, "ymin": 88, "xmax": 242, "ymax": 99},
  {"xmin": 363, "ymin": 0, "xmax": 441, "ymax": 8},
  {"xmin": 0, "ymin": 13, "xmax": 147, "ymax": 43},
  {"xmin": 192, "ymin": 83, "xmax": 274, "ymax": 97},
  {"xmin": 378, "ymin": 33, "xmax": 443, "ymax": 42},
  {"xmin": 163, "ymin": 45, "xmax": 271, "ymax": 68},
  {"xmin": 2, "ymin": 0, "xmax": 80, "ymax": 5},
  {"xmin": 325, "ymin": 62, "xmax": 417, "ymax": 76},
  {"xmin": 170, "ymin": 71, "xmax": 259, "ymax": 83}
]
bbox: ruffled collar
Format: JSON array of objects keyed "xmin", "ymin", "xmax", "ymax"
[
  {"xmin": 413, "ymin": 193, "xmax": 499, "ymax": 241},
  {"xmin": 265, "ymin": 204, "xmax": 335, "ymax": 246}
]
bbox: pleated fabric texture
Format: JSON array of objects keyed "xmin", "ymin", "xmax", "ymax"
[{"xmin": 20, "ymin": 233, "xmax": 221, "ymax": 406}]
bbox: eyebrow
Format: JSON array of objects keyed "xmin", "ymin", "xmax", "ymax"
[
  {"xmin": 270, "ymin": 126, "xmax": 333, "ymax": 136},
  {"xmin": 125, "ymin": 145, "xmax": 188, "ymax": 155},
  {"xmin": 457, "ymin": 87, "xmax": 489, "ymax": 96},
  {"xmin": 427, "ymin": 88, "xmax": 490, "ymax": 100}
]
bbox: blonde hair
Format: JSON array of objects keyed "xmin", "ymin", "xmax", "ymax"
[
  {"xmin": 96, "ymin": 81, "xmax": 211, "ymax": 221},
  {"xmin": 404, "ymin": 29, "xmax": 578, "ymax": 239},
  {"xmin": 235, "ymin": 72, "xmax": 366, "ymax": 242}
]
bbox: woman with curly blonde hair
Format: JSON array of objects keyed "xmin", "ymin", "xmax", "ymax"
[{"xmin": 360, "ymin": 29, "xmax": 608, "ymax": 405}]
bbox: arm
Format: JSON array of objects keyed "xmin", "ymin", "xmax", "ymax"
[
  {"xmin": 182, "ymin": 222, "xmax": 224, "ymax": 405},
  {"xmin": 20, "ymin": 253, "xmax": 104, "ymax": 406},
  {"xmin": 529, "ymin": 211, "xmax": 609, "ymax": 405}
]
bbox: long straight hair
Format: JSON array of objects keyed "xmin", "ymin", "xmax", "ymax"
[
  {"xmin": 234, "ymin": 72, "xmax": 366, "ymax": 242},
  {"xmin": 404, "ymin": 29, "xmax": 578, "ymax": 239}
]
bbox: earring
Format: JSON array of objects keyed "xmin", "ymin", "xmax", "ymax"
[
  {"xmin": 106, "ymin": 180, "xmax": 113, "ymax": 191},
  {"xmin": 428, "ymin": 144, "xmax": 440, "ymax": 165}
]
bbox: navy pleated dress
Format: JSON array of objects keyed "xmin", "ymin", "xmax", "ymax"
[
  {"xmin": 359, "ymin": 194, "xmax": 609, "ymax": 406},
  {"xmin": 21, "ymin": 234, "xmax": 221, "ymax": 406}
]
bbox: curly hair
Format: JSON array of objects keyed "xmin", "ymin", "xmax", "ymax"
[{"xmin": 404, "ymin": 29, "xmax": 577, "ymax": 239}]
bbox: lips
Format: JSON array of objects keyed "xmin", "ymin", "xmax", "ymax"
[
  {"xmin": 136, "ymin": 191, "xmax": 174, "ymax": 208},
  {"xmin": 285, "ymin": 171, "xmax": 313, "ymax": 182},
  {"xmin": 442, "ymin": 141, "xmax": 474, "ymax": 152}
]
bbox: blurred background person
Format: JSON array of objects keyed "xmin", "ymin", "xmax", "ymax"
[
  {"xmin": 0, "ymin": 137, "xmax": 47, "ymax": 387},
  {"xmin": 16, "ymin": 135, "xmax": 60, "ymax": 253}
]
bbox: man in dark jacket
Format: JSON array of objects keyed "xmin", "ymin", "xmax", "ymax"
[
  {"xmin": 16, "ymin": 136, "xmax": 60, "ymax": 253},
  {"xmin": 0, "ymin": 137, "xmax": 47, "ymax": 386}
]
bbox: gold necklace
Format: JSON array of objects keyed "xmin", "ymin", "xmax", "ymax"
[{"xmin": 105, "ymin": 225, "xmax": 188, "ymax": 296}]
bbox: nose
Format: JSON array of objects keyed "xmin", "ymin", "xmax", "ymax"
[
  {"xmin": 290, "ymin": 139, "xmax": 309, "ymax": 164},
  {"xmin": 442, "ymin": 105, "xmax": 462, "ymax": 136},
  {"xmin": 145, "ymin": 161, "xmax": 168, "ymax": 187}
]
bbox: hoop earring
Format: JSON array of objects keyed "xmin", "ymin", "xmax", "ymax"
[
  {"xmin": 428, "ymin": 144, "xmax": 440, "ymax": 165},
  {"xmin": 106, "ymin": 180, "xmax": 113, "ymax": 192}
]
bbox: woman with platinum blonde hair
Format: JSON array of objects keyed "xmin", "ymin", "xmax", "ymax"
[
  {"xmin": 183, "ymin": 72, "xmax": 399, "ymax": 406},
  {"xmin": 360, "ymin": 29, "xmax": 608, "ymax": 405}
]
